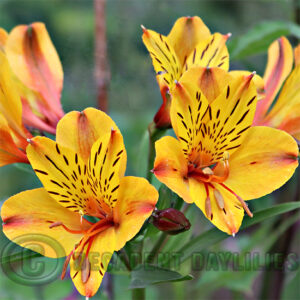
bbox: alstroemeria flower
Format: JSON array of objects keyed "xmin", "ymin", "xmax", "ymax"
[
  {"xmin": 0, "ymin": 50, "xmax": 31, "ymax": 166},
  {"xmin": 142, "ymin": 16, "xmax": 230, "ymax": 128},
  {"xmin": 1, "ymin": 108, "xmax": 158, "ymax": 297},
  {"xmin": 1, "ymin": 22, "xmax": 64, "ymax": 134},
  {"xmin": 153, "ymin": 67, "xmax": 298, "ymax": 235},
  {"xmin": 253, "ymin": 37, "xmax": 300, "ymax": 140}
]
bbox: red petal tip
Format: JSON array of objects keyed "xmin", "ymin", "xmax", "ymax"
[
  {"xmin": 225, "ymin": 32, "xmax": 232, "ymax": 40},
  {"xmin": 141, "ymin": 25, "xmax": 148, "ymax": 35}
]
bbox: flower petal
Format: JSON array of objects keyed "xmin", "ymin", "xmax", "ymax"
[
  {"xmin": 189, "ymin": 179, "xmax": 244, "ymax": 235},
  {"xmin": 170, "ymin": 69, "xmax": 257, "ymax": 165},
  {"xmin": 142, "ymin": 26, "xmax": 181, "ymax": 90},
  {"xmin": 88, "ymin": 130, "xmax": 127, "ymax": 209},
  {"xmin": 230, "ymin": 70, "xmax": 265, "ymax": 100},
  {"xmin": 226, "ymin": 126, "xmax": 299, "ymax": 200},
  {"xmin": 27, "ymin": 136, "xmax": 94, "ymax": 215},
  {"xmin": 153, "ymin": 136, "xmax": 193, "ymax": 203},
  {"xmin": 6, "ymin": 23, "xmax": 64, "ymax": 120},
  {"xmin": 278, "ymin": 115, "xmax": 300, "ymax": 140},
  {"xmin": 265, "ymin": 65, "xmax": 300, "ymax": 132},
  {"xmin": 1, "ymin": 188, "xmax": 89, "ymax": 258},
  {"xmin": 70, "ymin": 227, "xmax": 115, "ymax": 297},
  {"xmin": 56, "ymin": 108, "xmax": 120, "ymax": 163},
  {"xmin": 295, "ymin": 44, "xmax": 300, "ymax": 66},
  {"xmin": 253, "ymin": 37, "xmax": 293, "ymax": 123},
  {"xmin": 184, "ymin": 33, "xmax": 230, "ymax": 72},
  {"xmin": 179, "ymin": 67, "xmax": 231, "ymax": 103},
  {"xmin": 113, "ymin": 176, "xmax": 158, "ymax": 250},
  {"xmin": 167, "ymin": 16, "xmax": 211, "ymax": 66},
  {"xmin": 0, "ymin": 28, "xmax": 7, "ymax": 48},
  {"xmin": 0, "ymin": 113, "xmax": 28, "ymax": 166},
  {"xmin": 0, "ymin": 51, "xmax": 29, "ymax": 139}
]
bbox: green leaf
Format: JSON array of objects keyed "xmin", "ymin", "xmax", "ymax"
[
  {"xmin": 163, "ymin": 202, "xmax": 300, "ymax": 267},
  {"xmin": 129, "ymin": 264, "xmax": 193, "ymax": 289},
  {"xmin": 229, "ymin": 21, "xmax": 300, "ymax": 60}
]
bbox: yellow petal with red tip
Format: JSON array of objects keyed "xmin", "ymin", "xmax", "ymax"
[
  {"xmin": 295, "ymin": 44, "xmax": 300, "ymax": 66},
  {"xmin": 56, "ymin": 108, "xmax": 120, "ymax": 163},
  {"xmin": 1, "ymin": 188, "xmax": 89, "ymax": 258},
  {"xmin": 230, "ymin": 70, "xmax": 265, "ymax": 100},
  {"xmin": 70, "ymin": 227, "xmax": 115, "ymax": 298},
  {"xmin": 153, "ymin": 136, "xmax": 193, "ymax": 203},
  {"xmin": 88, "ymin": 130, "xmax": 127, "ymax": 209},
  {"xmin": 142, "ymin": 27, "xmax": 181, "ymax": 90},
  {"xmin": 114, "ymin": 176, "xmax": 158, "ymax": 250},
  {"xmin": 0, "ymin": 51, "xmax": 27, "ymax": 138},
  {"xmin": 266, "ymin": 65, "xmax": 300, "ymax": 129},
  {"xmin": 167, "ymin": 16, "xmax": 211, "ymax": 66},
  {"xmin": 26, "ymin": 136, "xmax": 94, "ymax": 215},
  {"xmin": 254, "ymin": 37, "xmax": 293, "ymax": 122},
  {"xmin": 226, "ymin": 126, "xmax": 298, "ymax": 200},
  {"xmin": 184, "ymin": 33, "xmax": 230, "ymax": 72},
  {"xmin": 0, "ymin": 28, "xmax": 7, "ymax": 48},
  {"xmin": 189, "ymin": 179, "xmax": 244, "ymax": 235},
  {"xmin": 179, "ymin": 67, "xmax": 231, "ymax": 103},
  {"xmin": 6, "ymin": 22, "xmax": 63, "ymax": 116}
]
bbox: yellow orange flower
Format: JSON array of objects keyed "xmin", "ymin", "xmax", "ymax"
[
  {"xmin": 0, "ymin": 51, "xmax": 31, "ymax": 166},
  {"xmin": 1, "ymin": 108, "xmax": 158, "ymax": 297},
  {"xmin": 2, "ymin": 22, "xmax": 64, "ymax": 134},
  {"xmin": 142, "ymin": 16, "xmax": 230, "ymax": 128},
  {"xmin": 253, "ymin": 37, "xmax": 300, "ymax": 140},
  {"xmin": 153, "ymin": 67, "xmax": 298, "ymax": 235}
]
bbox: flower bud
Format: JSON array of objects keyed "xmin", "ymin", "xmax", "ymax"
[{"xmin": 151, "ymin": 208, "xmax": 191, "ymax": 235}]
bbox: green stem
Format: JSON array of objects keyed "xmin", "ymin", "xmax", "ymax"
[
  {"xmin": 146, "ymin": 232, "xmax": 168, "ymax": 264},
  {"xmin": 132, "ymin": 288, "xmax": 145, "ymax": 300}
]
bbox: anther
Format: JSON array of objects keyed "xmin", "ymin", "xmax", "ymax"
[
  {"xmin": 205, "ymin": 196, "xmax": 212, "ymax": 219},
  {"xmin": 214, "ymin": 189, "xmax": 225, "ymax": 209},
  {"xmin": 81, "ymin": 256, "xmax": 91, "ymax": 284},
  {"xmin": 202, "ymin": 167, "xmax": 214, "ymax": 175}
]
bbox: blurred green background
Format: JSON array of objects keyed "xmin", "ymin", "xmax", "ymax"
[{"xmin": 0, "ymin": 0, "xmax": 299, "ymax": 299}]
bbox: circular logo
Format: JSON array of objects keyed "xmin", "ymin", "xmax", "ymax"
[{"xmin": 1, "ymin": 234, "xmax": 66, "ymax": 286}]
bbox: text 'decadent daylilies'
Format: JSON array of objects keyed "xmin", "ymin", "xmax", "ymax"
[
  {"xmin": 1, "ymin": 108, "xmax": 158, "ymax": 297},
  {"xmin": 142, "ymin": 16, "xmax": 230, "ymax": 128},
  {"xmin": 153, "ymin": 67, "xmax": 299, "ymax": 235},
  {"xmin": 0, "ymin": 22, "xmax": 64, "ymax": 134},
  {"xmin": 0, "ymin": 50, "xmax": 31, "ymax": 166},
  {"xmin": 253, "ymin": 36, "xmax": 300, "ymax": 140}
]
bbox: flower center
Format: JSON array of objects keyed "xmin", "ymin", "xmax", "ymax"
[{"xmin": 188, "ymin": 151, "xmax": 253, "ymax": 232}]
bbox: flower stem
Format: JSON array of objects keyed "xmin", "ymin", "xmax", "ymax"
[
  {"xmin": 146, "ymin": 232, "xmax": 169, "ymax": 264},
  {"xmin": 132, "ymin": 288, "xmax": 145, "ymax": 300}
]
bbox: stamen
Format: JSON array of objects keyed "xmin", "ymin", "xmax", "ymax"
[
  {"xmin": 49, "ymin": 222, "xmax": 87, "ymax": 234},
  {"xmin": 81, "ymin": 256, "xmax": 91, "ymax": 284},
  {"xmin": 219, "ymin": 183, "xmax": 253, "ymax": 217},
  {"xmin": 204, "ymin": 184, "xmax": 212, "ymax": 219},
  {"xmin": 202, "ymin": 167, "xmax": 214, "ymax": 175},
  {"xmin": 61, "ymin": 249, "xmax": 74, "ymax": 280},
  {"xmin": 213, "ymin": 189, "xmax": 225, "ymax": 209}
]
